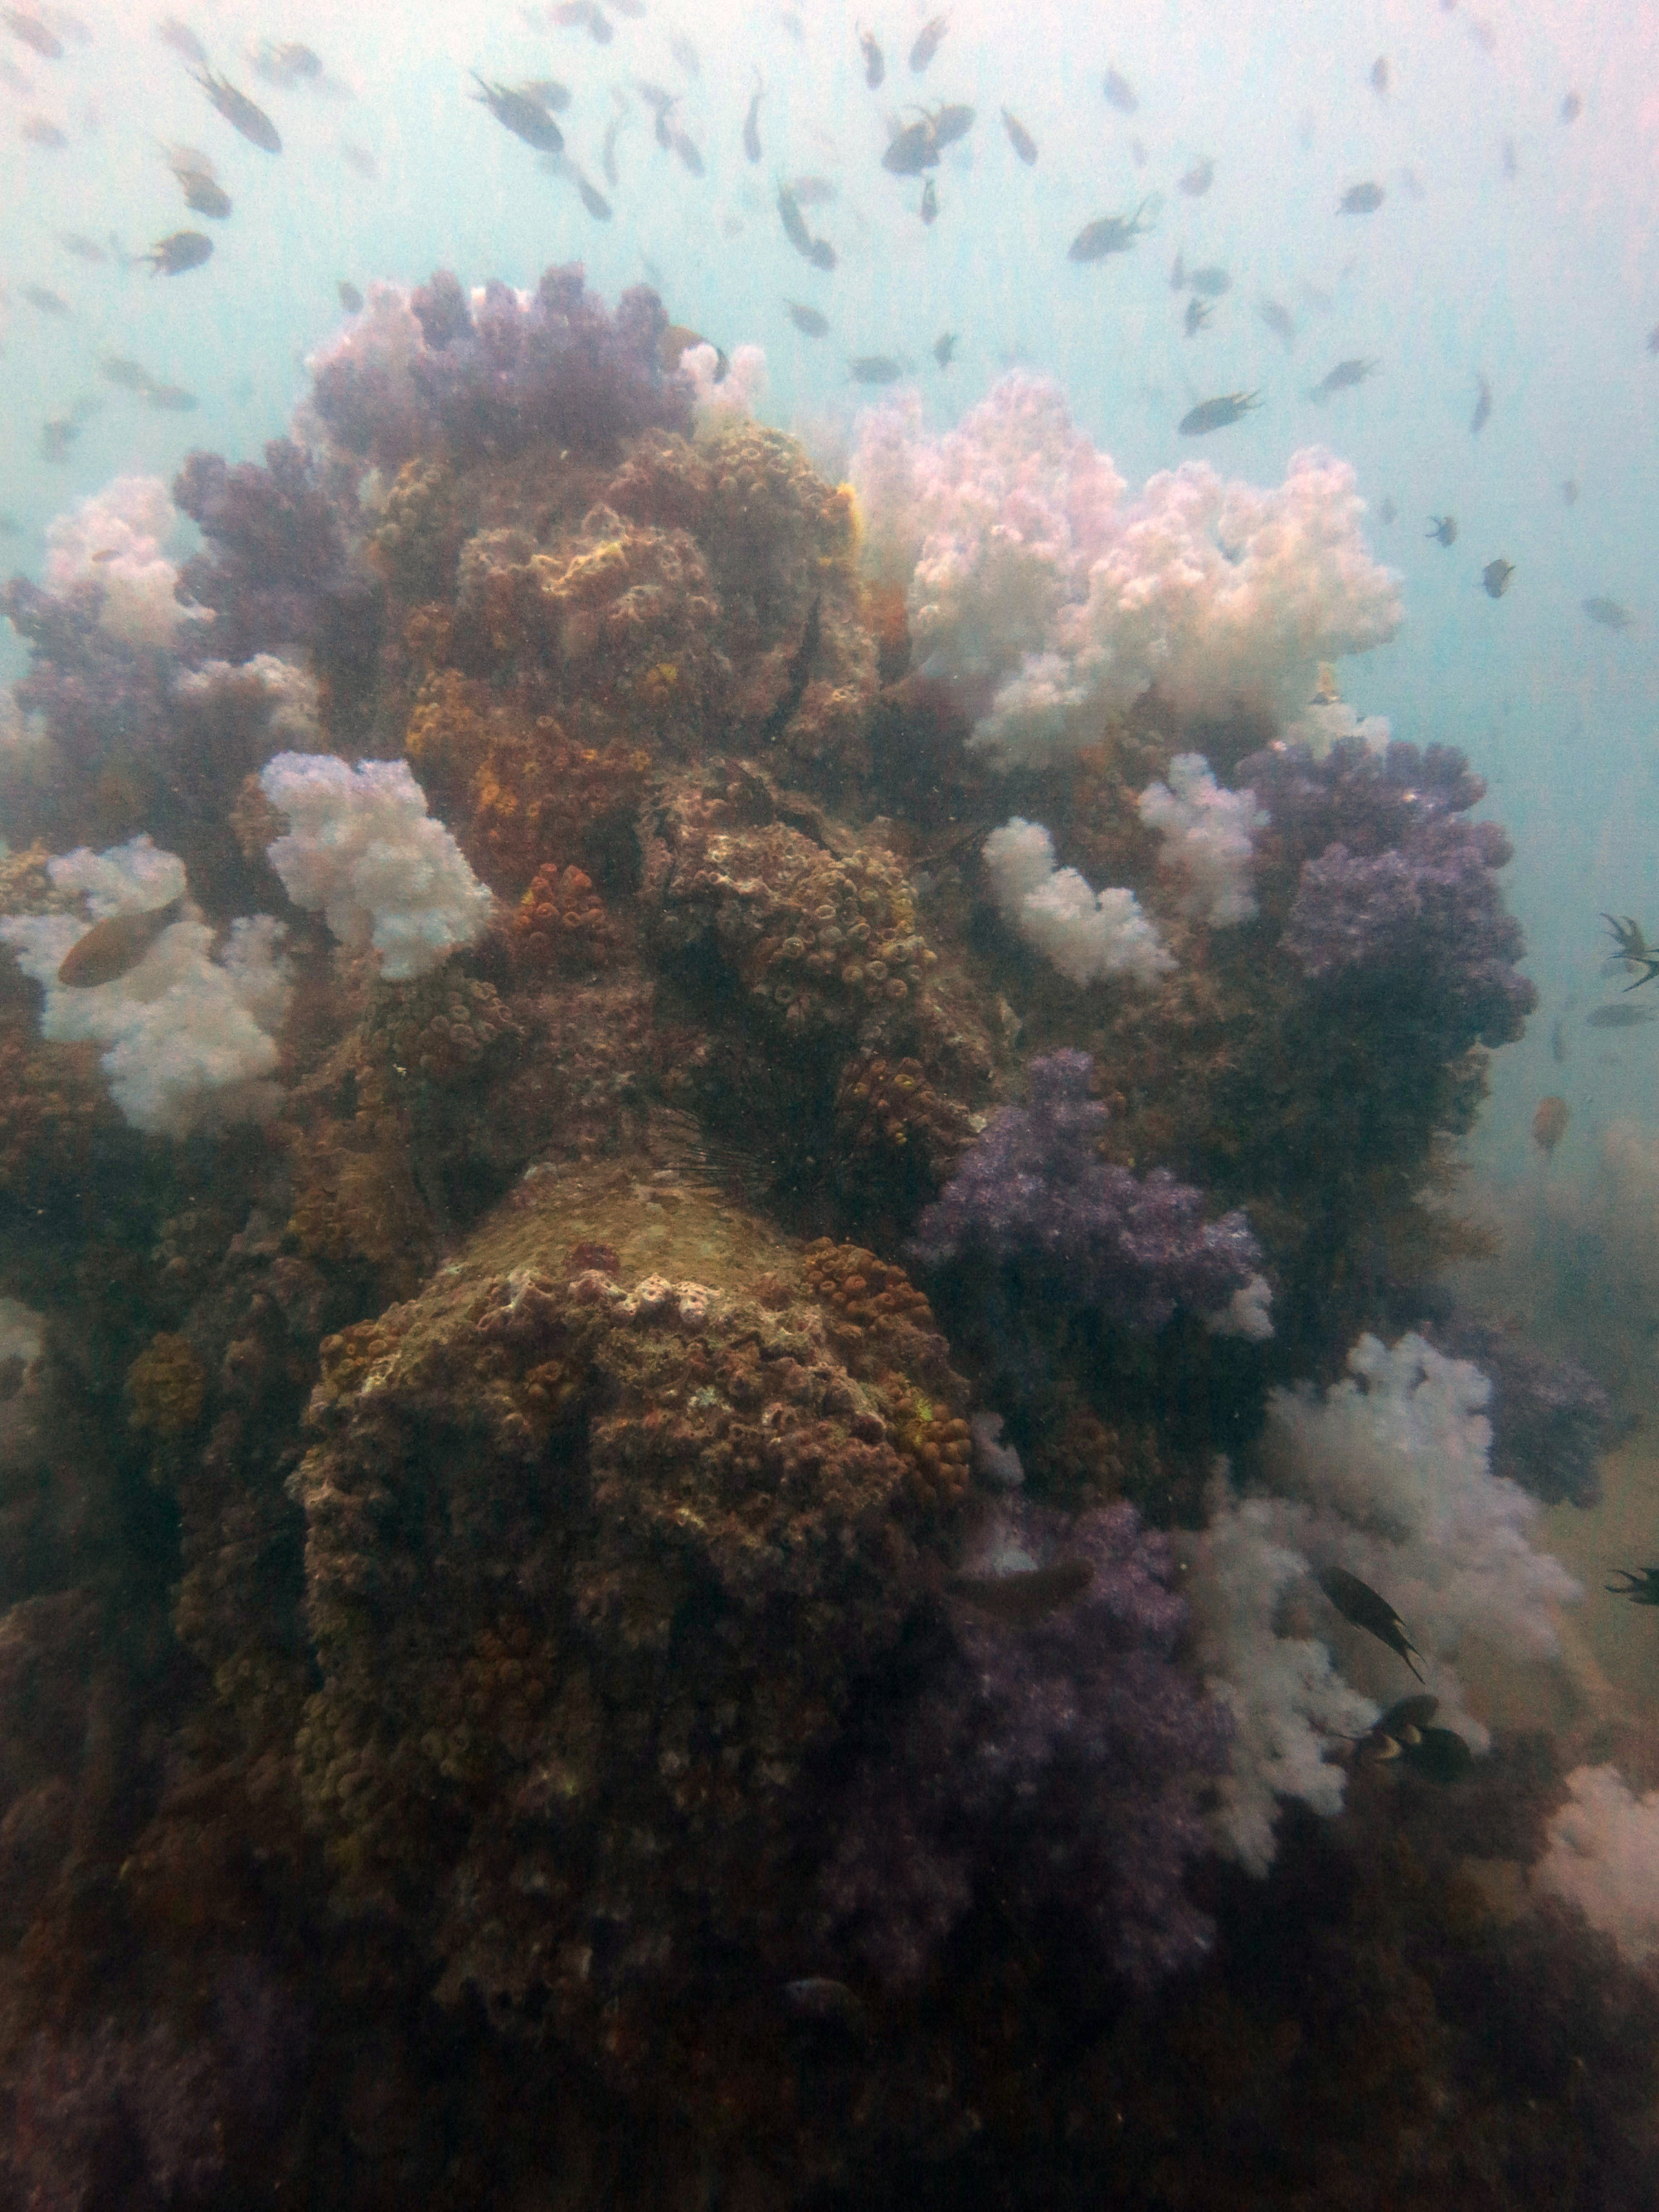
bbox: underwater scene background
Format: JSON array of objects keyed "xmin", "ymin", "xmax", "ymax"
[{"xmin": 2, "ymin": 1, "xmax": 1659, "ymax": 2205}]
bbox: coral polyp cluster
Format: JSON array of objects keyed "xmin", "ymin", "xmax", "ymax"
[{"xmin": 0, "ymin": 264, "xmax": 1642, "ymax": 2210}]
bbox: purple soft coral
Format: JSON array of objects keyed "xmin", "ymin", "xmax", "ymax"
[
  {"xmin": 314, "ymin": 263, "xmax": 692, "ymax": 470},
  {"xmin": 1284, "ymin": 814, "xmax": 1535, "ymax": 1047},
  {"xmin": 820, "ymin": 1498, "xmax": 1229, "ymax": 1990},
  {"xmin": 172, "ymin": 438, "xmax": 359, "ymax": 665},
  {"xmin": 1238, "ymin": 736, "xmax": 1535, "ymax": 1050},
  {"xmin": 911, "ymin": 1050, "xmax": 1262, "ymax": 1330}
]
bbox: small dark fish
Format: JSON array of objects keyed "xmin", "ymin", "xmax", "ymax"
[
  {"xmin": 858, "ymin": 25, "xmax": 883, "ymax": 90},
  {"xmin": 1601, "ymin": 913, "xmax": 1659, "ymax": 985},
  {"xmin": 1130, "ymin": 135, "xmax": 1147, "ymax": 165},
  {"xmin": 338, "ymin": 279, "xmax": 364, "ymax": 312},
  {"xmin": 653, "ymin": 100, "xmax": 675, "ymax": 150},
  {"xmin": 601, "ymin": 113, "xmax": 621, "ymax": 187},
  {"xmin": 1338, "ymin": 180, "xmax": 1384, "ymax": 213},
  {"xmin": 471, "ymin": 75, "xmax": 563, "ymax": 153},
  {"xmin": 1607, "ymin": 1566, "xmax": 1659, "ymax": 1605},
  {"xmin": 929, "ymin": 102, "xmax": 974, "ymax": 149},
  {"xmin": 1550, "ymin": 1017, "xmax": 1568, "ymax": 1064},
  {"xmin": 340, "ymin": 140, "xmax": 378, "ymax": 180},
  {"xmin": 669, "ymin": 32, "xmax": 700, "ymax": 75},
  {"xmin": 251, "ymin": 39, "xmax": 322, "ymax": 86},
  {"xmin": 1102, "ymin": 66, "xmax": 1136, "ymax": 114},
  {"xmin": 178, "ymin": 170, "xmax": 231, "ymax": 217},
  {"xmin": 156, "ymin": 17, "xmax": 207, "ymax": 69},
  {"xmin": 22, "ymin": 282, "xmax": 70, "ymax": 314},
  {"xmin": 192, "ymin": 68, "xmax": 281, "ymax": 153},
  {"xmin": 788, "ymin": 174, "xmax": 836, "ymax": 206},
  {"xmin": 22, "ymin": 114, "xmax": 66, "ymax": 146},
  {"xmin": 57, "ymin": 895, "xmax": 185, "ymax": 987},
  {"xmin": 932, "ymin": 330, "xmax": 956, "ymax": 368},
  {"xmin": 1647, "ymin": 324, "xmax": 1659, "ymax": 359},
  {"xmin": 776, "ymin": 181, "xmax": 813, "ymax": 254},
  {"xmin": 1001, "ymin": 108, "xmax": 1036, "ymax": 163},
  {"xmin": 1317, "ymin": 1564, "xmax": 1424, "ymax": 1679},
  {"xmin": 1170, "ymin": 250, "xmax": 1185, "ymax": 290},
  {"xmin": 1310, "ymin": 356, "xmax": 1378, "ymax": 401},
  {"xmin": 1187, "ymin": 263, "xmax": 1229, "ymax": 296},
  {"xmin": 660, "ymin": 324, "xmax": 726, "ymax": 378},
  {"xmin": 57, "ymin": 231, "xmax": 106, "ymax": 262},
  {"xmin": 1426, "ymin": 514, "xmax": 1457, "ymax": 546},
  {"xmin": 761, "ymin": 593, "xmax": 822, "ymax": 742},
  {"xmin": 572, "ymin": 171, "xmax": 611, "ymax": 220},
  {"xmin": 1584, "ymin": 596, "xmax": 1636, "ymax": 631},
  {"xmin": 38, "ymin": 416, "xmax": 78, "ymax": 460},
  {"xmin": 1561, "ymin": 478, "xmax": 1579, "ymax": 505},
  {"xmin": 909, "ymin": 12, "xmax": 947, "ymax": 73},
  {"xmin": 143, "ymin": 230, "xmax": 212, "ymax": 274},
  {"xmin": 1258, "ymin": 297, "xmax": 1296, "ymax": 348},
  {"xmin": 669, "ymin": 127, "xmax": 703, "ymax": 175},
  {"xmin": 100, "ymin": 353, "xmax": 156, "ymax": 389},
  {"xmin": 1585, "ymin": 1002, "xmax": 1659, "ymax": 1029},
  {"xmin": 519, "ymin": 78, "xmax": 572, "ymax": 111},
  {"xmin": 1178, "ymin": 156, "xmax": 1213, "ymax": 196},
  {"xmin": 951, "ymin": 1557, "xmax": 1094, "ymax": 1625},
  {"xmin": 1378, "ymin": 498, "xmax": 1397, "ymax": 524},
  {"xmin": 1183, "ymin": 295, "xmax": 1211, "ymax": 336},
  {"xmin": 145, "ymin": 381, "xmax": 198, "ymax": 410},
  {"xmin": 1299, "ymin": 278, "xmax": 1334, "ymax": 312},
  {"xmin": 4, "ymin": 10, "xmax": 60, "ymax": 58},
  {"xmin": 785, "ymin": 299, "xmax": 829, "ymax": 337},
  {"xmin": 1355, "ymin": 1691, "xmax": 1442, "ymax": 1763},
  {"xmin": 1179, "ymin": 390, "xmax": 1260, "ymax": 435},
  {"xmin": 849, "ymin": 354, "xmax": 903, "ymax": 383},
  {"xmin": 1470, "ymin": 372, "xmax": 1491, "ymax": 436},
  {"xmin": 1560, "ymin": 90, "xmax": 1582, "ymax": 124},
  {"xmin": 1481, "ymin": 557, "xmax": 1515, "ymax": 599},
  {"xmin": 1399, "ymin": 1727, "xmax": 1475, "ymax": 1783},
  {"xmin": 1369, "ymin": 56, "xmax": 1389, "ymax": 95},
  {"xmin": 883, "ymin": 115, "xmax": 937, "ymax": 174},
  {"xmin": 743, "ymin": 74, "xmax": 762, "ymax": 163},
  {"xmin": 806, "ymin": 236, "xmax": 836, "ymax": 271},
  {"xmin": 783, "ymin": 1979, "xmax": 868, "ymax": 2035},
  {"xmin": 1068, "ymin": 204, "xmax": 1150, "ymax": 261},
  {"xmin": 920, "ymin": 175, "xmax": 937, "ymax": 224},
  {"xmin": 552, "ymin": 0, "xmax": 611, "ymax": 38}
]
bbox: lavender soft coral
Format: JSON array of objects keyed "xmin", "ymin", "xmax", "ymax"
[
  {"xmin": 311, "ymin": 264, "xmax": 692, "ymax": 470},
  {"xmin": 1243, "ymin": 734, "xmax": 1536, "ymax": 1050},
  {"xmin": 911, "ymin": 1050, "xmax": 1266, "ymax": 1333},
  {"xmin": 172, "ymin": 438, "xmax": 365, "ymax": 666},
  {"xmin": 821, "ymin": 1498, "xmax": 1230, "ymax": 1989}
]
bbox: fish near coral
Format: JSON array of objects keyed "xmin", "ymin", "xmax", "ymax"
[
  {"xmin": 858, "ymin": 25, "xmax": 883, "ymax": 87},
  {"xmin": 1310, "ymin": 357, "xmax": 1378, "ymax": 401},
  {"xmin": 56, "ymin": 894, "xmax": 186, "ymax": 987},
  {"xmin": 932, "ymin": 331, "xmax": 956, "ymax": 368},
  {"xmin": 1068, "ymin": 204, "xmax": 1151, "ymax": 261},
  {"xmin": 1317, "ymin": 1563, "xmax": 1425, "ymax": 1680},
  {"xmin": 1530, "ymin": 1094, "xmax": 1569, "ymax": 1157},
  {"xmin": 190, "ymin": 66, "xmax": 281, "ymax": 152},
  {"xmin": 1001, "ymin": 107, "xmax": 1036, "ymax": 163},
  {"xmin": 784, "ymin": 300, "xmax": 829, "ymax": 337},
  {"xmin": 143, "ymin": 229, "xmax": 212, "ymax": 274},
  {"xmin": 909, "ymin": 12, "xmax": 947, "ymax": 71},
  {"xmin": 1427, "ymin": 514, "xmax": 1457, "ymax": 545},
  {"xmin": 1607, "ymin": 1566, "xmax": 1659, "ymax": 1605},
  {"xmin": 1600, "ymin": 911, "xmax": 1659, "ymax": 991},
  {"xmin": 470, "ymin": 74, "xmax": 564, "ymax": 153},
  {"xmin": 4, "ymin": 10, "xmax": 62, "ymax": 58},
  {"xmin": 949, "ymin": 1557, "xmax": 1094, "ymax": 1624},
  {"xmin": 1584, "ymin": 596, "xmax": 1636, "ymax": 631},
  {"xmin": 849, "ymin": 354, "xmax": 902, "ymax": 383},
  {"xmin": 1178, "ymin": 391, "xmax": 1261, "ymax": 435}
]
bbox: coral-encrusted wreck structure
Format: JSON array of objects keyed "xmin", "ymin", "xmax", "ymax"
[{"xmin": 0, "ymin": 270, "xmax": 1649, "ymax": 2211}]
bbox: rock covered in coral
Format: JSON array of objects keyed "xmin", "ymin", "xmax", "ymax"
[{"xmin": 289, "ymin": 1128, "xmax": 971, "ymax": 2080}]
